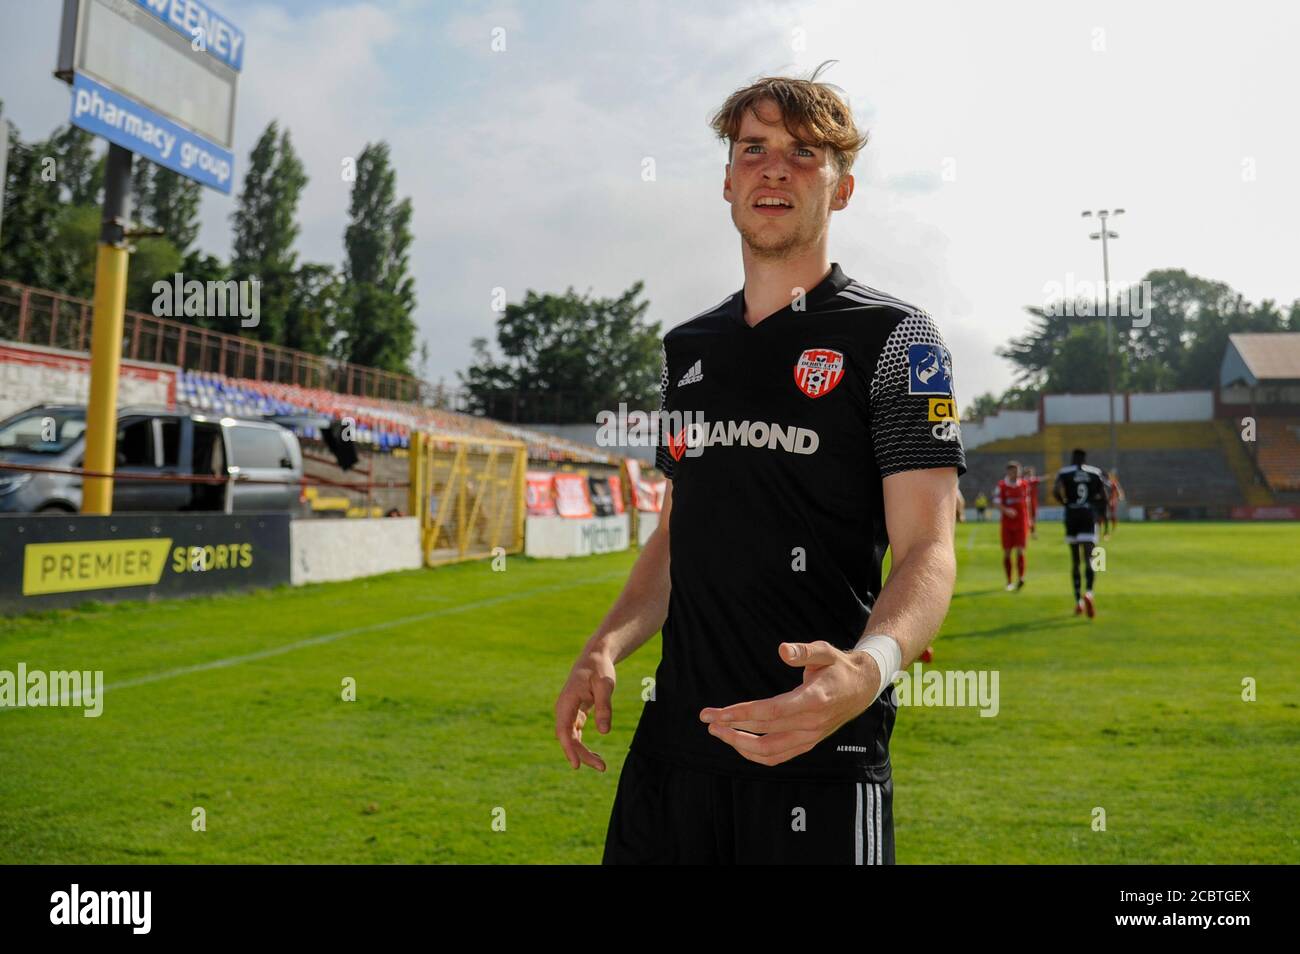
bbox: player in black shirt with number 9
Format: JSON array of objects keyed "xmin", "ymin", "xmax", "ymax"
[
  {"xmin": 1053, "ymin": 447, "xmax": 1111, "ymax": 619},
  {"xmin": 554, "ymin": 63, "xmax": 967, "ymax": 864}
]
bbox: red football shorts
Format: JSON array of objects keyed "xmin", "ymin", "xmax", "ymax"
[{"xmin": 1001, "ymin": 520, "xmax": 1027, "ymax": 550}]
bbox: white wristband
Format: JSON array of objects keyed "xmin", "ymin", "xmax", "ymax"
[{"xmin": 852, "ymin": 634, "xmax": 902, "ymax": 703}]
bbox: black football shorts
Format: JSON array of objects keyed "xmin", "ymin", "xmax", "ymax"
[
  {"xmin": 602, "ymin": 748, "xmax": 895, "ymax": 865},
  {"xmin": 1064, "ymin": 508, "xmax": 1098, "ymax": 543}
]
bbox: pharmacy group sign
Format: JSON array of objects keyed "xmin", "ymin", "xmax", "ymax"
[{"xmin": 57, "ymin": 0, "xmax": 244, "ymax": 193}]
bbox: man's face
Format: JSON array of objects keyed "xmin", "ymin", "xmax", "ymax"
[
  {"xmin": 1006, "ymin": 466, "xmax": 1020, "ymax": 482},
  {"xmin": 722, "ymin": 98, "xmax": 852, "ymax": 260}
]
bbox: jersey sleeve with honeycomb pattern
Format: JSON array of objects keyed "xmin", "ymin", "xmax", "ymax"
[
  {"xmin": 869, "ymin": 311, "xmax": 967, "ymax": 478},
  {"xmin": 654, "ymin": 342, "xmax": 675, "ymax": 479}
]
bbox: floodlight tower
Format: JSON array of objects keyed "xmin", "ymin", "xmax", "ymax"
[{"xmin": 1081, "ymin": 208, "xmax": 1125, "ymax": 474}]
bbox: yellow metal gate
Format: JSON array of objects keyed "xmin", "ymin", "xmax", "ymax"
[{"xmin": 407, "ymin": 432, "xmax": 527, "ymax": 566}]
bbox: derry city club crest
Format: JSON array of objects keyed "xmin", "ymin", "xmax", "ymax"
[{"xmin": 793, "ymin": 348, "xmax": 846, "ymax": 399}]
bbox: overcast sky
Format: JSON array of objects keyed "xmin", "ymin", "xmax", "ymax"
[{"xmin": 3, "ymin": 0, "xmax": 1297, "ymax": 402}]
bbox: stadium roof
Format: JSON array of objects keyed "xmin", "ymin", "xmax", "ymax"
[{"xmin": 1221, "ymin": 333, "xmax": 1300, "ymax": 387}]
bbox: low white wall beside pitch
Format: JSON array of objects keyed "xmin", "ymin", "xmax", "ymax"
[
  {"xmin": 526, "ymin": 514, "xmax": 631, "ymax": 558},
  {"xmin": 290, "ymin": 517, "xmax": 422, "ymax": 585},
  {"xmin": 637, "ymin": 511, "xmax": 659, "ymax": 546}
]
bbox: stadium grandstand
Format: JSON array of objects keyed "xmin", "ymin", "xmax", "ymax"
[
  {"xmin": 0, "ymin": 278, "xmax": 618, "ymax": 466},
  {"xmin": 176, "ymin": 370, "xmax": 618, "ymax": 466},
  {"xmin": 959, "ymin": 331, "xmax": 1300, "ymax": 519},
  {"xmin": 4, "ymin": 277, "xmax": 1297, "ymax": 521},
  {"xmin": 0, "ymin": 278, "xmax": 627, "ymax": 528},
  {"xmin": 1220, "ymin": 332, "xmax": 1300, "ymax": 499}
]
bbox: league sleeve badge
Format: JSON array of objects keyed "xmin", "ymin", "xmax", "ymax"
[{"xmin": 907, "ymin": 343, "xmax": 954, "ymax": 396}]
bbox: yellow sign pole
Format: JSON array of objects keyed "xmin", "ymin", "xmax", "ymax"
[{"xmin": 81, "ymin": 144, "xmax": 134, "ymax": 515}]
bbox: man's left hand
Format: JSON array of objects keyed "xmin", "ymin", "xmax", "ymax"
[{"xmin": 699, "ymin": 641, "xmax": 880, "ymax": 767}]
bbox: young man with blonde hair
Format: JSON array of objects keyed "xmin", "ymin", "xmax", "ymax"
[{"xmin": 555, "ymin": 64, "xmax": 966, "ymax": 864}]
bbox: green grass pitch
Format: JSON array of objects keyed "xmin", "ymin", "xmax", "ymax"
[{"xmin": 1, "ymin": 521, "xmax": 1297, "ymax": 863}]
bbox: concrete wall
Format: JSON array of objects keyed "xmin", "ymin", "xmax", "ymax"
[
  {"xmin": 290, "ymin": 517, "xmax": 422, "ymax": 585},
  {"xmin": 1042, "ymin": 391, "xmax": 1215, "ymax": 425},
  {"xmin": 1220, "ymin": 383, "xmax": 1300, "ymax": 405},
  {"xmin": 525, "ymin": 514, "xmax": 631, "ymax": 558},
  {"xmin": 1043, "ymin": 393, "xmax": 1124, "ymax": 425},
  {"xmin": 1129, "ymin": 391, "xmax": 1212, "ymax": 422},
  {"xmin": 961, "ymin": 410, "xmax": 1039, "ymax": 449},
  {"xmin": 0, "ymin": 341, "xmax": 176, "ymax": 419}
]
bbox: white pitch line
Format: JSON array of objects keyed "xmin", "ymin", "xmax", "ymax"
[{"xmin": 2, "ymin": 571, "xmax": 628, "ymax": 710}]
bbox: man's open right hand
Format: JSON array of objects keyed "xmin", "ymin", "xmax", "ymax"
[{"xmin": 554, "ymin": 644, "xmax": 617, "ymax": 772}]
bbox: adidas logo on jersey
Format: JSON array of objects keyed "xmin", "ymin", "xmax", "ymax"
[{"xmin": 677, "ymin": 360, "xmax": 703, "ymax": 387}]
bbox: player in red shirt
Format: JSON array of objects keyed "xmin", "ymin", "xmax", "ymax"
[
  {"xmin": 1103, "ymin": 469, "xmax": 1124, "ymax": 539},
  {"xmin": 994, "ymin": 460, "xmax": 1031, "ymax": 590},
  {"xmin": 1023, "ymin": 465, "xmax": 1042, "ymax": 539}
]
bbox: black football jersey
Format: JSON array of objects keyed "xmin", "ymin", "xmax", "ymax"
[
  {"xmin": 1054, "ymin": 464, "xmax": 1109, "ymax": 516},
  {"xmin": 634, "ymin": 263, "xmax": 966, "ymax": 781}
]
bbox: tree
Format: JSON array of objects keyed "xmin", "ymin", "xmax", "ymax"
[
  {"xmin": 1121, "ymin": 269, "xmax": 1235, "ymax": 387},
  {"xmin": 48, "ymin": 203, "xmax": 99, "ymax": 299},
  {"xmin": 173, "ymin": 250, "xmax": 233, "ymax": 330},
  {"xmin": 1, "ymin": 116, "xmax": 182, "ymax": 311},
  {"xmin": 340, "ymin": 141, "xmax": 417, "ymax": 373},
  {"xmin": 1178, "ymin": 294, "xmax": 1287, "ymax": 391},
  {"xmin": 459, "ymin": 282, "xmax": 661, "ymax": 423},
  {"xmin": 282, "ymin": 263, "xmax": 342, "ymax": 355},
  {"xmin": 344, "ymin": 282, "xmax": 416, "ymax": 373},
  {"xmin": 47, "ymin": 125, "xmax": 100, "ymax": 206},
  {"xmin": 125, "ymin": 237, "xmax": 185, "ymax": 315},
  {"xmin": 997, "ymin": 306, "xmax": 1079, "ymax": 391},
  {"xmin": 963, "ymin": 392, "xmax": 1003, "ymax": 421},
  {"xmin": 963, "ymin": 384, "xmax": 1040, "ymax": 422},
  {"xmin": 133, "ymin": 163, "xmax": 201, "ymax": 253},
  {"xmin": 28, "ymin": 176, "xmax": 185, "ymax": 314},
  {"xmin": 1044, "ymin": 323, "xmax": 1110, "ymax": 392},
  {"xmin": 0, "ymin": 117, "xmax": 66, "ymax": 289},
  {"xmin": 999, "ymin": 385, "xmax": 1040, "ymax": 410},
  {"xmin": 999, "ymin": 269, "xmax": 1299, "ymax": 394},
  {"xmin": 231, "ymin": 122, "xmax": 307, "ymax": 344}
]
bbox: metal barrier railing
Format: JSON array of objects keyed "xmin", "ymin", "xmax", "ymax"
[
  {"xmin": 0, "ymin": 278, "xmax": 423, "ymax": 401},
  {"xmin": 407, "ymin": 431, "xmax": 526, "ymax": 566},
  {"xmin": 0, "ymin": 459, "xmax": 409, "ymax": 516}
]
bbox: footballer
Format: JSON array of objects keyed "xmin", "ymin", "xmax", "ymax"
[
  {"xmin": 994, "ymin": 460, "xmax": 1031, "ymax": 590},
  {"xmin": 1053, "ymin": 448, "xmax": 1111, "ymax": 618},
  {"xmin": 555, "ymin": 64, "xmax": 966, "ymax": 864}
]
